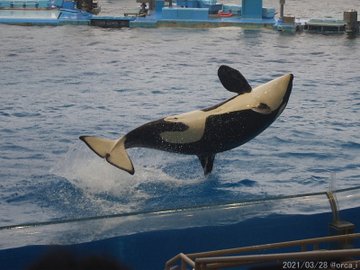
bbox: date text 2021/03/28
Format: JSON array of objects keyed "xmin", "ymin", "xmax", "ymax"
[{"xmin": 282, "ymin": 261, "xmax": 359, "ymax": 270}]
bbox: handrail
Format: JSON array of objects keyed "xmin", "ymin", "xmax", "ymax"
[
  {"xmin": 180, "ymin": 253, "xmax": 195, "ymax": 269},
  {"xmin": 326, "ymin": 191, "xmax": 340, "ymax": 223},
  {"xmin": 187, "ymin": 233, "xmax": 360, "ymax": 259},
  {"xmin": 196, "ymin": 249, "xmax": 360, "ymax": 269},
  {"xmin": 166, "ymin": 253, "xmax": 195, "ymax": 269},
  {"xmin": 198, "ymin": 249, "xmax": 360, "ymax": 263},
  {"xmin": 165, "ymin": 233, "xmax": 360, "ymax": 270}
]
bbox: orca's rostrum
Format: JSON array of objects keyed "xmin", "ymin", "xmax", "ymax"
[{"xmin": 80, "ymin": 65, "xmax": 293, "ymax": 176}]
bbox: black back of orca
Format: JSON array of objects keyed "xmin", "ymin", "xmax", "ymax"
[{"xmin": 197, "ymin": 109, "xmax": 278, "ymax": 154}]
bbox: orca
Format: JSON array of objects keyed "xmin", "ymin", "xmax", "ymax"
[{"xmin": 80, "ymin": 65, "xmax": 293, "ymax": 176}]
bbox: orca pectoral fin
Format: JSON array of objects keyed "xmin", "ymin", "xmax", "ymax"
[
  {"xmin": 218, "ymin": 65, "xmax": 252, "ymax": 94},
  {"xmin": 197, "ymin": 154, "xmax": 216, "ymax": 176}
]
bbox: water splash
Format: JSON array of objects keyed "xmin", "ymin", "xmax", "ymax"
[{"xmin": 51, "ymin": 142, "xmax": 208, "ymax": 213}]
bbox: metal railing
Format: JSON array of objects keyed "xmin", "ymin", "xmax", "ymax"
[{"xmin": 165, "ymin": 233, "xmax": 360, "ymax": 270}]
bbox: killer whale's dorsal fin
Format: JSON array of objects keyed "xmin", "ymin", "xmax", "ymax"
[
  {"xmin": 218, "ymin": 65, "xmax": 252, "ymax": 94},
  {"xmin": 197, "ymin": 153, "xmax": 216, "ymax": 176}
]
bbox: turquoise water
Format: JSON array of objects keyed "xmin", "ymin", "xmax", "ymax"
[{"xmin": 1, "ymin": 0, "xmax": 360, "ymax": 239}]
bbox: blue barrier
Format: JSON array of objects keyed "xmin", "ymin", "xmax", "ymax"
[{"xmin": 162, "ymin": 7, "xmax": 208, "ymax": 20}]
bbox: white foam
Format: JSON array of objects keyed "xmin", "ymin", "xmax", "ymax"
[{"xmin": 52, "ymin": 142, "xmax": 205, "ymax": 209}]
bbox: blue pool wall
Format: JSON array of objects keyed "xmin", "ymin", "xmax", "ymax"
[{"xmin": 0, "ymin": 207, "xmax": 359, "ymax": 270}]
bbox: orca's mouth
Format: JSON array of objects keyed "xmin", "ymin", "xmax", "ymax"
[
  {"xmin": 275, "ymin": 74, "xmax": 293, "ymax": 117},
  {"xmin": 283, "ymin": 74, "xmax": 294, "ymax": 103}
]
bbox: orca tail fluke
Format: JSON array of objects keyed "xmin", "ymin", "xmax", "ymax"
[{"xmin": 79, "ymin": 135, "xmax": 135, "ymax": 175}]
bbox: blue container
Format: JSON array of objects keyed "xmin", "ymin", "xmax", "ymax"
[
  {"xmin": 38, "ymin": 0, "xmax": 50, "ymax": 8},
  {"xmin": 262, "ymin": 7, "xmax": 275, "ymax": 19},
  {"xmin": 198, "ymin": 0, "xmax": 222, "ymax": 14},
  {"xmin": 54, "ymin": 0, "xmax": 64, "ymax": 7},
  {"xmin": 155, "ymin": 0, "xmax": 164, "ymax": 13},
  {"xmin": 162, "ymin": 7, "xmax": 208, "ymax": 20},
  {"xmin": 176, "ymin": 0, "xmax": 199, "ymax": 8},
  {"xmin": 62, "ymin": 0, "xmax": 75, "ymax": 9},
  {"xmin": 241, "ymin": 0, "xmax": 262, "ymax": 19}
]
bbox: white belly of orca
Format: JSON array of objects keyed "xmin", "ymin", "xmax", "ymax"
[{"xmin": 80, "ymin": 65, "xmax": 293, "ymax": 176}]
